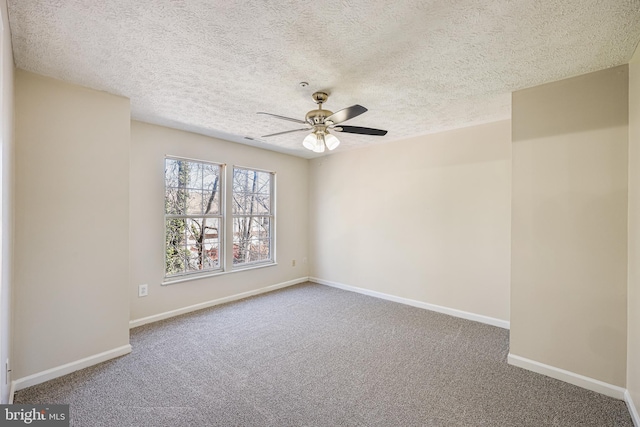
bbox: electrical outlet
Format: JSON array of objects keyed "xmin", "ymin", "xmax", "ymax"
[
  {"xmin": 292, "ymin": 259, "xmax": 296, "ymax": 267},
  {"xmin": 138, "ymin": 284, "xmax": 148, "ymax": 297}
]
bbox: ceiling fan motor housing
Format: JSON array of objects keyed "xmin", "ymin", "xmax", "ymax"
[{"xmin": 306, "ymin": 109, "xmax": 333, "ymax": 125}]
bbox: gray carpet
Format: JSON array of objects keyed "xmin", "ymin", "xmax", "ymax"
[{"xmin": 14, "ymin": 282, "xmax": 633, "ymax": 426}]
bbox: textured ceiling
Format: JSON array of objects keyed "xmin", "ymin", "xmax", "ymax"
[{"xmin": 7, "ymin": 1, "xmax": 640, "ymax": 158}]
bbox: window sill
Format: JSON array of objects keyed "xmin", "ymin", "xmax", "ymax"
[{"xmin": 162, "ymin": 262, "xmax": 277, "ymax": 286}]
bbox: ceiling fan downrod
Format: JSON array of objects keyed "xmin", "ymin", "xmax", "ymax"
[{"xmin": 306, "ymin": 92, "xmax": 332, "ymax": 126}]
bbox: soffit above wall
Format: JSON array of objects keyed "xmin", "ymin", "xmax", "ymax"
[{"xmin": 7, "ymin": 0, "xmax": 640, "ymax": 158}]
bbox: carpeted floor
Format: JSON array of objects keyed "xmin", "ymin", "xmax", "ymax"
[{"xmin": 14, "ymin": 282, "xmax": 634, "ymax": 426}]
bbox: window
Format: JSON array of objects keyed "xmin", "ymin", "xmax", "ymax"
[
  {"xmin": 232, "ymin": 167, "xmax": 274, "ymax": 267},
  {"xmin": 165, "ymin": 158, "xmax": 223, "ymax": 278}
]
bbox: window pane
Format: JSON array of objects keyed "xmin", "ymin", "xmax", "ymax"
[
  {"xmin": 234, "ymin": 170, "xmax": 253, "ymax": 210},
  {"xmin": 203, "ymin": 164, "xmax": 219, "ymax": 188},
  {"xmin": 165, "ymin": 218, "xmax": 187, "ymax": 276},
  {"xmin": 165, "ymin": 244, "xmax": 185, "ymax": 276},
  {"xmin": 203, "ymin": 242, "xmax": 219, "ymax": 269},
  {"xmin": 165, "ymin": 158, "xmax": 181, "ymax": 188},
  {"xmin": 185, "ymin": 217, "xmax": 202, "ymax": 272},
  {"xmin": 203, "ymin": 164, "xmax": 220, "ymax": 214},
  {"xmin": 203, "ymin": 188, "xmax": 220, "ymax": 215},
  {"xmin": 253, "ymin": 239, "xmax": 269, "ymax": 261},
  {"xmin": 180, "ymin": 217, "xmax": 222, "ymax": 273},
  {"xmin": 186, "ymin": 218, "xmax": 202, "ymax": 248},
  {"xmin": 232, "ymin": 192, "xmax": 247, "ymax": 215},
  {"xmin": 232, "ymin": 169, "xmax": 249, "ymax": 215},
  {"xmin": 256, "ymin": 171, "xmax": 271, "ymax": 194},
  {"xmin": 254, "ymin": 194, "xmax": 271, "ymax": 214},
  {"xmin": 165, "ymin": 187, "xmax": 188, "ymax": 215},
  {"xmin": 232, "ymin": 169, "xmax": 272, "ymax": 216},
  {"xmin": 203, "ymin": 217, "xmax": 220, "ymax": 269},
  {"xmin": 233, "ymin": 241, "xmax": 249, "ymax": 264},
  {"xmin": 233, "ymin": 215, "xmax": 249, "ymax": 265},
  {"xmin": 233, "ymin": 215, "xmax": 272, "ymax": 266},
  {"xmin": 186, "ymin": 246, "xmax": 201, "ymax": 272},
  {"xmin": 184, "ymin": 189, "xmax": 201, "ymax": 215},
  {"xmin": 188, "ymin": 163, "xmax": 203, "ymax": 189},
  {"xmin": 202, "ymin": 218, "xmax": 219, "ymax": 242},
  {"xmin": 166, "ymin": 218, "xmax": 186, "ymax": 247},
  {"xmin": 249, "ymin": 248, "xmax": 260, "ymax": 262},
  {"xmin": 258, "ymin": 218, "xmax": 270, "ymax": 238}
]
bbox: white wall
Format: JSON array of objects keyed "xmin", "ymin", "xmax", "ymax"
[
  {"xmin": 0, "ymin": 0, "xmax": 13, "ymax": 404},
  {"xmin": 13, "ymin": 71, "xmax": 131, "ymax": 380},
  {"xmin": 129, "ymin": 121, "xmax": 309, "ymax": 321},
  {"xmin": 628, "ymin": 47, "xmax": 640, "ymax": 416},
  {"xmin": 309, "ymin": 120, "xmax": 512, "ymax": 322},
  {"xmin": 511, "ymin": 65, "xmax": 629, "ymax": 387}
]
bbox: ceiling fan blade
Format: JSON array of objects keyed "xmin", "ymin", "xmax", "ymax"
[
  {"xmin": 325, "ymin": 105, "xmax": 368, "ymax": 124},
  {"xmin": 334, "ymin": 125, "xmax": 388, "ymax": 136},
  {"xmin": 261, "ymin": 128, "xmax": 309, "ymax": 138},
  {"xmin": 257, "ymin": 112, "xmax": 307, "ymax": 125}
]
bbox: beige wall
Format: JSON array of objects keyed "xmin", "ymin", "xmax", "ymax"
[
  {"xmin": 129, "ymin": 121, "xmax": 309, "ymax": 321},
  {"xmin": 0, "ymin": 0, "xmax": 13, "ymax": 404},
  {"xmin": 628, "ymin": 47, "xmax": 640, "ymax": 414},
  {"xmin": 13, "ymin": 71, "xmax": 131, "ymax": 379},
  {"xmin": 511, "ymin": 65, "xmax": 629, "ymax": 387},
  {"xmin": 309, "ymin": 120, "xmax": 512, "ymax": 322},
  {"xmin": 7, "ymin": 60, "xmax": 638, "ymax": 410}
]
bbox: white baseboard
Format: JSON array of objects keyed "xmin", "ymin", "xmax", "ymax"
[
  {"xmin": 626, "ymin": 390, "xmax": 640, "ymax": 427},
  {"xmin": 310, "ymin": 277, "xmax": 510, "ymax": 329},
  {"xmin": 129, "ymin": 277, "xmax": 309, "ymax": 329},
  {"xmin": 12, "ymin": 344, "xmax": 132, "ymax": 396},
  {"xmin": 8, "ymin": 380, "xmax": 15, "ymax": 404},
  {"xmin": 507, "ymin": 353, "xmax": 625, "ymax": 400}
]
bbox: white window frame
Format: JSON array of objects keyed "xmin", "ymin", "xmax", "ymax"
[
  {"xmin": 232, "ymin": 166, "xmax": 275, "ymax": 269},
  {"xmin": 164, "ymin": 156, "xmax": 225, "ymax": 280}
]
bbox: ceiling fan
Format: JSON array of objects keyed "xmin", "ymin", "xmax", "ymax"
[{"xmin": 258, "ymin": 92, "xmax": 388, "ymax": 153}]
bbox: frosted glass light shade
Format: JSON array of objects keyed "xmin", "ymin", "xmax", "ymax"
[
  {"xmin": 324, "ymin": 133, "xmax": 340, "ymax": 150},
  {"xmin": 303, "ymin": 133, "xmax": 325, "ymax": 153},
  {"xmin": 302, "ymin": 133, "xmax": 316, "ymax": 151}
]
